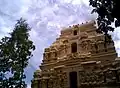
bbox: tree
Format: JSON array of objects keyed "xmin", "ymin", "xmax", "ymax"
[
  {"xmin": 89, "ymin": 0, "xmax": 120, "ymax": 36},
  {"xmin": 0, "ymin": 18, "xmax": 35, "ymax": 88}
]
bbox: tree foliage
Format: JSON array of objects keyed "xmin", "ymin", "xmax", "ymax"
[
  {"xmin": 89, "ymin": 0, "xmax": 120, "ymax": 35},
  {"xmin": 0, "ymin": 18, "xmax": 35, "ymax": 88}
]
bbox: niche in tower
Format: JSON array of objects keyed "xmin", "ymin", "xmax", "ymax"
[
  {"xmin": 73, "ymin": 30, "xmax": 77, "ymax": 35},
  {"xmin": 71, "ymin": 42, "xmax": 77, "ymax": 53}
]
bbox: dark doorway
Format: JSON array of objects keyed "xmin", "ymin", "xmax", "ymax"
[
  {"xmin": 71, "ymin": 42, "xmax": 77, "ymax": 53},
  {"xmin": 69, "ymin": 71, "xmax": 78, "ymax": 88},
  {"xmin": 73, "ymin": 30, "xmax": 77, "ymax": 35}
]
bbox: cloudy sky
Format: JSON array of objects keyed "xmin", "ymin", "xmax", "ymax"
[{"xmin": 0, "ymin": 0, "xmax": 120, "ymax": 88}]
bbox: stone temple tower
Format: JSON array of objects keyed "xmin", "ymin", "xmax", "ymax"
[{"xmin": 31, "ymin": 21, "xmax": 119, "ymax": 88}]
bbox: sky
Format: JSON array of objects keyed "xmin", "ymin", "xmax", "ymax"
[{"xmin": 0, "ymin": 0, "xmax": 120, "ymax": 88}]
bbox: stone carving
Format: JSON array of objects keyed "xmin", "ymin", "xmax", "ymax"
[
  {"xmin": 31, "ymin": 21, "xmax": 117, "ymax": 88},
  {"xmin": 89, "ymin": 39, "xmax": 100, "ymax": 53},
  {"xmin": 43, "ymin": 53, "xmax": 48, "ymax": 60},
  {"xmin": 78, "ymin": 64, "xmax": 120, "ymax": 87},
  {"xmin": 80, "ymin": 39, "xmax": 92, "ymax": 54},
  {"xmin": 80, "ymin": 32, "xmax": 88, "ymax": 40}
]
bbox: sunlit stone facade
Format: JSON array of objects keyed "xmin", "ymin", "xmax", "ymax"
[{"xmin": 31, "ymin": 21, "xmax": 120, "ymax": 88}]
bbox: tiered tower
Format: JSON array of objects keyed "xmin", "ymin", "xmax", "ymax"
[{"xmin": 31, "ymin": 21, "xmax": 118, "ymax": 88}]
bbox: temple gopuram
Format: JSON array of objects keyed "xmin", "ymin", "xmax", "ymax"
[{"xmin": 31, "ymin": 21, "xmax": 120, "ymax": 88}]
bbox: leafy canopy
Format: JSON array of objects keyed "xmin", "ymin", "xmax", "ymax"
[
  {"xmin": 90, "ymin": 0, "xmax": 120, "ymax": 34},
  {"xmin": 0, "ymin": 18, "xmax": 35, "ymax": 88}
]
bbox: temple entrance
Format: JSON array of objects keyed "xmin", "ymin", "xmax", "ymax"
[{"xmin": 69, "ymin": 71, "xmax": 78, "ymax": 88}]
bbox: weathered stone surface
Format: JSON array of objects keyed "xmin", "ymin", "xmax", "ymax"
[{"xmin": 31, "ymin": 21, "xmax": 118, "ymax": 88}]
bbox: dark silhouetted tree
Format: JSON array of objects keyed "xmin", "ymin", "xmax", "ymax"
[{"xmin": 89, "ymin": 0, "xmax": 120, "ymax": 40}]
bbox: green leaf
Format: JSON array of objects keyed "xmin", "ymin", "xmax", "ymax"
[{"xmin": 0, "ymin": 18, "xmax": 35, "ymax": 87}]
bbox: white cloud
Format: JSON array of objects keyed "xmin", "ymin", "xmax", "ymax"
[
  {"xmin": 27, "ymin": 84, "xmax": 31, "ymax": 88},
  {"xmin": 0, "ymin": 0, "xmax": 120, "ymax": 88}
]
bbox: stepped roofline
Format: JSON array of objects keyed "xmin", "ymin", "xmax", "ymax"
[{"xmin": 61, "ymin": 20, "xmax": 96, "ymax": 33}]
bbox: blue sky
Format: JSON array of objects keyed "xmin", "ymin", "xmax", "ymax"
[{"xmin": 0, "ymin": 0, "xmax": 120, "ymax": 88}]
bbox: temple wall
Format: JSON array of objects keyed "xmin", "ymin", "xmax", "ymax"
[{"xmin": 31, "ymin": 21, "xmax": 118, "ymax": 88}]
